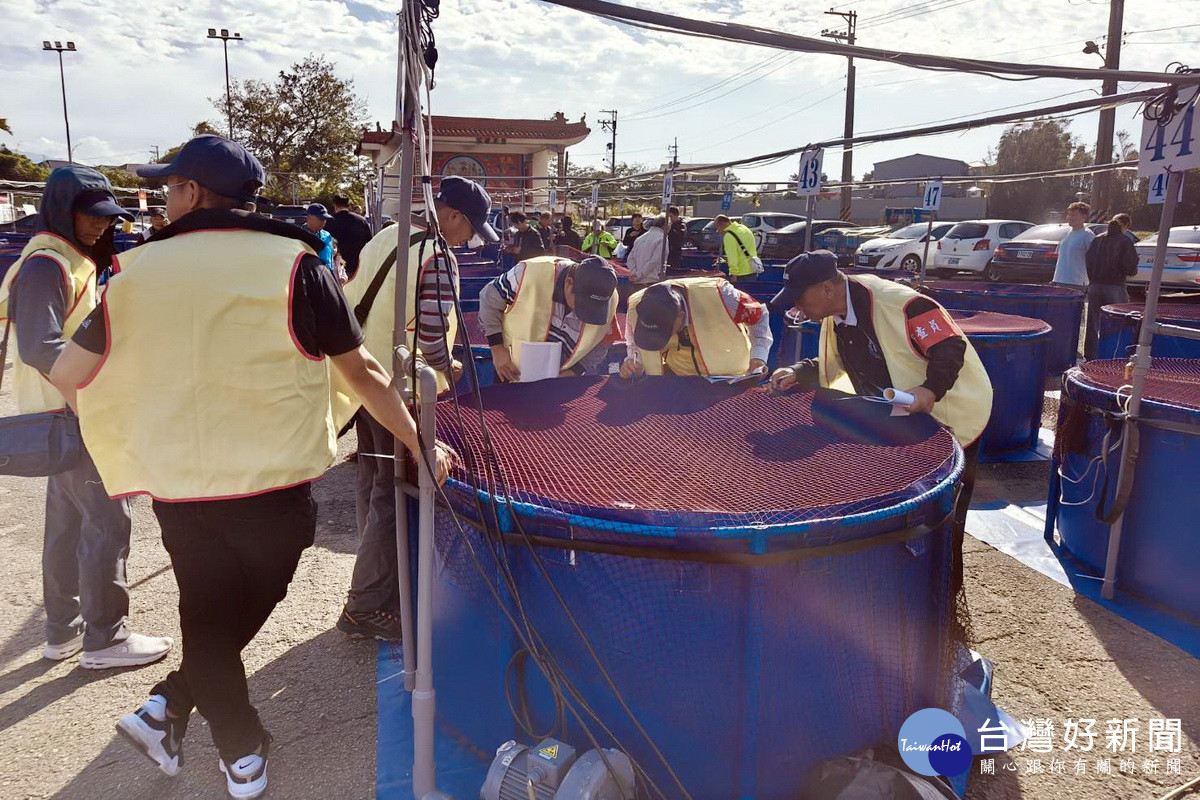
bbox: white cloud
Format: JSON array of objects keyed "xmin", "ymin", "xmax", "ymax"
[{"xmin": 2, "ymin": 0, "xmax": 1195, "ymax": 183}]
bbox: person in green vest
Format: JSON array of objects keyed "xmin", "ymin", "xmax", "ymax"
[
  {"xmin": 582, "ymin": 219, "xmax": 619, "ymax": 258},
  {"xmin": 715, "ymin": 214, "xmax": 759, "ymax": 283}
]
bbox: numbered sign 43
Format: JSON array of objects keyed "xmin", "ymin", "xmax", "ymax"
[
  {"xmin": 1148, "ymin": 171, "xmax": 1185, "ymax": 205},
  {"xmin": 796, "ymin": 149, "xmax": 824, "ymax": 197},
  {"xmin": 922, "ymin": 180, "xmax": 943, "ymax": 211},
  {"xmin": 1139, "ymin": 85, "xmax": 1200, "ymax": 177}
]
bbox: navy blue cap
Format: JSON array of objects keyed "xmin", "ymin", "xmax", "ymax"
[
  {"xmin": 73, "ymin": 190, "xmax": 134, "ymax": 221},
  {"xmin": 436, "ymin": 176, "xmax": 498, "ymax": 243},
  {"xmin": 571, "ymin": 256, "xmax": 618, "ymax": 325},
  {"xmin": 770, "ymin": 250, "xmax": 839, "ymax": 310},
  {"xmin": 306, "ymin": 203, "xmax": 333, "ymax": 220},
  {"xmin": 137, "ymin": 135, "xmax": 265, "ymax": 203},
  {"xmin": 633, "ymin": 284, "xmax": 684, "ymax": 352}
]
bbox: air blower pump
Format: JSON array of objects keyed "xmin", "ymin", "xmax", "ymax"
[{"xmin": 481, "ymin": 738, "xmax": 636, "ymax": 800}]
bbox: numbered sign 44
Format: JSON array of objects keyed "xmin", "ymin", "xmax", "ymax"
[
  {"xmin": 1147, "ymin": 171, "xmax": 1185, "ymax": 205},
  {"xmin": 796, "ymin": 149, "xmax": 824, "ymax": 197},
  {"xmin": 1140, "ymin": 85, "xmax": 1200, "ymax": 177},
  {"xmin": 922, "ymin": 180, "xmax": 943, "ymax": 211}
]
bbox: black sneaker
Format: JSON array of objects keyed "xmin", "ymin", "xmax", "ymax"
[
  {"xmin": 116, "ymin": 694, "xmax": 187, "ymax": 776},
  {"xmin": 219, "ymin": 731, "xmax": 271, "ymax": 799},
  {"xmin": 337, "ymin": 607, "xmax": 403, "ymax": 641}
]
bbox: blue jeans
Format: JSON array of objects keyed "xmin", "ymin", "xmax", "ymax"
[{"xmin": 43, "ymin": 445, "xmax": 132, "ymax": 651}]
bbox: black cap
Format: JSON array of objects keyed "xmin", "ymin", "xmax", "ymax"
[
  {"xmin": 137, "ymin": 135, "xmax": 265, "ymax": 203},
  {"xmin": 633, "ymin": 284, "xmax": 683, "ymax": 352},
  {"xmin": 571, "ymin": 256, "xmax": 618, "ymax": 325},
  {"xmin": 770, "ymin": 250, "xmax": 839, "ymax": 310},
  {"xmin": 436, "ymin": 175, "xmax": 498, "ymax": 243},
  {"xmin": 306, "ymin": 203, "xmax": 333, "ymax": 220},
  {"xmin": 148, "ymin": 207, "xmax": 167, "ymax": 218},
  {"xmin": 72, "ymin": 189, "xmax": 134, "ymax": 221}
]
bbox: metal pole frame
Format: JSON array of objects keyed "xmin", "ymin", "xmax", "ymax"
[
  {"xmin": 803, "ymin": 194, "xmax": 815, "ymax": 253},
  {"xmin": 918, "ymin": 209, "xmax": 935, "ymax": 287},
  {"xmin": 56, "ymin": 50, "xmax": 72, "ymax": 164},
  {"xmin": 223, "ymin": 38, "xmax": 233, "ymax": 139},
  {"xmin": 1100, "ymin": 168, "xmax": 1182, "ymax": 601}
]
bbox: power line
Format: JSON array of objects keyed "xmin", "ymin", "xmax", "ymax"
[
  {"xmin": 624, "ymin": 51, "xmax": 791, "ymax": 118},
  {"xmin": 624, "ymin": 53, "xmax": 805, "ymax": 121}
]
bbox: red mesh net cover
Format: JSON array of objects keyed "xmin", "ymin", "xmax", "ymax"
[
  {"xmin": 1076, "ymin": 358, "xmax": 1200, "ymax": 412},
  {"xmin": 456, "ymin": 312, "xmax": 627, "ymax": 349},
  {"xmin": 949, "ymin": 310, "xmax": 1051, "ymax": 336},
  {"xmin": 435, "ymin": 377, "xmax": 958, "ymax": 531},
  {"xmin": 1102, "ymin": 302, "xmax": 1200, "ymax": 324}
]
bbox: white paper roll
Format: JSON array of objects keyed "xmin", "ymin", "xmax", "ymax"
[{"xmin": 883, "ymin": 388, "xmax": 915, "ymax": 406}]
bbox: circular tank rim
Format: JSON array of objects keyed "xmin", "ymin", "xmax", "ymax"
[
  {"xmin": 441, "ymin": 441, "xmax": 964, "ymax": 544},
  {"xmin": 1065, "ymin": 361, "xmax": 1200, "ymax": 427},
  {"xmin": 1100, "ymin": 303, "xmax": 1200, "ymax": 325},
  {"xmin": 925, "ymin": 281, "xmax": 1085, "ymax": 301}
]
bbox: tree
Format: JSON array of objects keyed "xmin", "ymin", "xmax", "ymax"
[
  {"xmin": 983, "ymin": 119, "xmax": 1092, "ymax": 221},
  {"xmin": 0, "ymin": 147, "xmax": 50, "ymax": 182},
  {"xmin": 214, "ymin": 55, "xmax": 367, "ymax": 202}
]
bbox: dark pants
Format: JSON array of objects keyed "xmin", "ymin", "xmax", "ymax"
[
  {"xmin": 150, "ymin": 485, "xmax": 316, "ymax": 761},
  {"xmin": 347, "ymin": 413, "xmax": 400, "ymax": 614},
  {"xmin": 43, "ymin": 445, "xmax": 132, "ymax": 651},
  {"xmin": 950, "ymin": 440, "xmax": 981, "ymax": 596},
  {"xmin": 1084, "ymin": 283, "xmax": 1129, "ymax": 360}
]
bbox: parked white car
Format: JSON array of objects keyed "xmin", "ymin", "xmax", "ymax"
[
  {"xmin": 933, "ymin": 219, "xmax": 1034, "ymax": 274},
  {"xmin": 740, "ymin": 212, "xmax": 807, "ymax": 250},
  {"xmin": 1130, "ymin": 225, "xmax": 1200, "ymax": 289},
  {"xmin": 854, "ymin": 222, "xmax": 956, "ymax": 272}
]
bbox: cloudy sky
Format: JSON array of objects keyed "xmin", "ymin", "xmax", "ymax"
[{"xmin": 3, "ymin": 0, "xmax": 1197, "ymax": 185}]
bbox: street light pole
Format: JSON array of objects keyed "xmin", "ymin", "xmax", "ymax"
[
  {"xmin": 207, "ymin": 28, "xmax": 243, "ymax": 139},
  {"xmin": 41, "ymin": 41, "xmax": 76, "ymax": 163}
]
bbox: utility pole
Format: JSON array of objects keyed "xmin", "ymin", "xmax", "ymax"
[
  {"xmin": 41, "ymin": 41, "xmax": 76, "ymax": 163},
  {"xmin": 1091, "ymin": 0, "xmax": 1125, "ymax": 216},
  {"xmin": 600, "ymin": 110, "xmax": 618, "ymax": 177},
  {"xmin": 821, "ymin": 9, "xmax": 857, "ymax": 221},
  {"xmin": 150, "ymin": 145, "xmax": 160, "ymax": 162},
  {"xmin": 207, "ymin": 28, "xmax": 244, "ymax": 139}
]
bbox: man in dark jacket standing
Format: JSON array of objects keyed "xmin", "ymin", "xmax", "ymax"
[
  {"xmin": 325, "ymin": 194, "xmax": 373, "ymax": 279},
  {"xmin": 1084, "ymin": 217, "xmax": 1140, "ymax": 359},
  {"xmin": 666, "ymin": 206, "xmax": 685, "ymax": 269}
]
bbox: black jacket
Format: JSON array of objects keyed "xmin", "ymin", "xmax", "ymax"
[{"xmin": 1085, "ymin": 232, "xmax": 1139, "ymax": 286}]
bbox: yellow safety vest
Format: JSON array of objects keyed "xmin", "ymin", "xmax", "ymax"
[
  {"xmin": 626, "ymin": 277, "xmax": 751, "ymax": 377},
  {"xmin": 75, "ymin": 229, "xmax": 336, "ymax": 501},
  {"xmin": 330, "ymin": 224, "xmax": 458, "ymax": 429},
  {"xmin": 502, "ymin": 256, "xmax": 618, "ymax": 373},
  {"xmin": 818, "ymin": 274, "xmax": 993, "ymax": 446},
  {"xmin": 723, "ymin": 222, "xmax": 758, "ymax": 277},
  {"xmin": 0, "ymin": 233, "xmax": 97, "ymax": 414}
]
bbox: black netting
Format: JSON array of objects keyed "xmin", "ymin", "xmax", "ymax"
[
  {"xmin": 949, "ymin": 309, "xmax": 1052, "ymax": 336},
  {"xmin": 435, "ymin": 377, "xmax": 959, "ymax": 534}
]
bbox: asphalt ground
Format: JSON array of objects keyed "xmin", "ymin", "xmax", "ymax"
[{"xmin": 1, "ymin": 356, "xmax": 1197, "ymax": 799}]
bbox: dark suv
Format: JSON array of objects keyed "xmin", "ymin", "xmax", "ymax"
[{"xmin": 759, "ymin": 220, "xmax": 858, "ymax": 260}]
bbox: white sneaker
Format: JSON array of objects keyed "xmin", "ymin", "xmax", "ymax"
[
  {"xmin": 116, "ymin": 694, "xmax": 185, "ymax": 777},
  {"xmin": 80, "ymin": 632, "xmax": 173, "ymax": 670},
  {"xmin": 219, "ymin": 732, "xmax": 271, "ymax": 799},
  {"xmin": 42, "ymin": 633, "xmax": 84, "ymax": 661}
]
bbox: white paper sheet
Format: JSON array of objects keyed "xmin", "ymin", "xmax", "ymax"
[
  {"xmin": 518, "ymin": 341, "xmax": 562, "ymax": 383},
  {"xmin": 704, "ymin": 365, "xmax": 767, "ymax": 385}
]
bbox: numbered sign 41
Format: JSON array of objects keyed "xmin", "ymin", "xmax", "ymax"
[
  {"xmin": 922, "ymin": 180, "xmax": 943, "ymax": 211},
  {"xmin": 1148, "ymin": 171, "xmax": 1185, "ymax": 205},
  {"xmin": 1139, "ymin": 85, "xmax": 1200, "ymax": 177},
  {"xmin": 796, "ymin": 148, "xmax": 824, "ymax": 197}
]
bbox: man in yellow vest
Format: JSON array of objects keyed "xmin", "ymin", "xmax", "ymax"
[
  {"xmin": 0, "ymin": 165, "xmax": 173, "ymax": 670},
  {"xmin": 47, "ymin": 135, "xmax": 453, "ymax": 799},
  {"xmin": 715, "ymin": 214, "xmax": 759, "ymax": 283},
  {"xmin": 620, "ymin": 276, "xmax": 772, "ymax": 379},
  {"xmin": 333, "ymin": 174, "xmax": 495, "ymax": 641},
  {"xmin": 478, "ymin": 255, "xmax": 619, "ymax": 382},
  {"xmin": 767, "ymin": 251, "xmax": 992, "ymax": 592}
]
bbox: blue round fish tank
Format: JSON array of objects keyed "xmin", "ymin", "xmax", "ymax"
[
  {"xmin": 1096, "ymin": 301, "xmax": 1200, "ymax": 360},
  {"xmin": 431, "ymin": 378, "xmax": 967, "ymax": 798},
  {"xmin": 1053, "ymin": 358, "xmax": 1200, "ymax": 621},
  {"xmin": 922, "ymin": 281, "xmax": 1083, "ymax": 376}
]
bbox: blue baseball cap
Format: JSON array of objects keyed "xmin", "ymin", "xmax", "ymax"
[
  {"xmin": 436, "ymin": 176, "xmax": 498, "ymax": 243},
  {"xmin": 137, "ymin": 135, "xmax": 265, "ymax": 203},
  {"xmin": 306, "ymin": 203, "xmax": 333, "ymax": 220},
  {"xmin": 770, "ymin": 250, "xmax": 840, "ymax": 311}
]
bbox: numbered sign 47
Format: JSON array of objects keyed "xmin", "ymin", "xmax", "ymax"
[
  {"xmin": 796, "ymin": 148, "xmax": 824, "ymax": 197},
  {"xmin": 921, "ymin": 179, "xmax": 943, "ymax": 211},
  {"xmin": 1140, "ymin": 85, "xmax": 1200, "ymax": 176},
  {"xmin": 591, "ymin": 184, "xmax": 599, "ymax": 207},
  {"xmin": 661, "ymin": 172, "xmax": 674, "ymax": 207}
]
